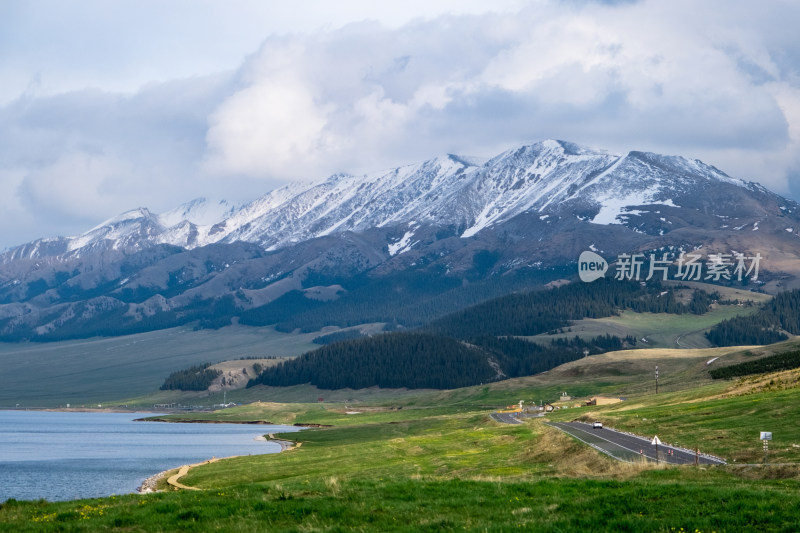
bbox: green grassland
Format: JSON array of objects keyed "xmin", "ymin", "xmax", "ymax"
[
  {"xmin": 529, "ymin": 282, "xmax": 769, "ymax": 350},
  {"xmin": 4, "ymin": 472, "xmax": 799, "ymax": 532},
  {"xmin": 529, "ymin": 304, "xmax": 759, "ymax": 349},
  {"xmin": 0, "ymin": 324, "xmax": 319, "ymax": 408},
  {"xmin": 5, "ymin": 339, "xmax": 799, "ymax": 530},
  {"xmin": 527, "ymin": 282, "xmax": 769, "ymax": 350},
  {"xmin": 663, "ymin": 280, "xmax": 773, "ymax": 304},
  {"xmin": 3, "ymin": 323, "xmax": 800, "ymax": 530},
  {"xmin": 154, "ymin": 338, "xmax": 800, "ymax": 464},
  {"xmin": 145, "ymin": 401, "xmax": 471, "ymax": 427},
  {"xmin": 3, "ymin": 406, "xmax": 800, "ymax": 531}
]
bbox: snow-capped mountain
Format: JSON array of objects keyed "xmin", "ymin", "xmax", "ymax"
[
  {"xmin": 3, "ymin": 139, "xmax": 784, "ymax": 262},
  {"xmin": 2, "ymin": 139, "xmax": 799, "ymax": 342}
]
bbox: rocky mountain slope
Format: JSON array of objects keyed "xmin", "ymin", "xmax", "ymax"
[{"xmin": 1, "ymin": 140, "xmax": 799, "ymax": 341}]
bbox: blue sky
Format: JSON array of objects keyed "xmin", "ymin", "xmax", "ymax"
[{"xmin": 1, "ymin": 0, "xmax": 799, "ymax": 249}]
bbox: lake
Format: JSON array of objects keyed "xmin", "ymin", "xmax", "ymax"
[{"xmin": 0, "ymin": 410, "xmax": 301, "ymax": 502}]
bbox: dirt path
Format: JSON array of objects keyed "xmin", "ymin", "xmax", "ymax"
[
  {"xmin": 266, "ymin": 433, "xmax": 302, "ymax": 452},
  {"xmin": 159, "ymin": 436, "xmax": 301, "ymax": 492},
  {"xmin": 166, "ymin": 458, "xmax": 220, "ymax": 491}
]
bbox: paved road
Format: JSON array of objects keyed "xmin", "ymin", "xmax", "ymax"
[
  {"xmin": 548, "ymin": 422, "xmax": 726, "ymax": 465},
  {"xmin": 490, "ymin": 412, "xmax": 523, "ymax": 425}
]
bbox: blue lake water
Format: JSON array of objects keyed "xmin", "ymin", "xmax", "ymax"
[{"xmin": 0, "ymin": 410, "xmax": 301, "ymax": 502}]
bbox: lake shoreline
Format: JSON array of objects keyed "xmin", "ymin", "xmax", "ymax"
[
  {"xmin": 138, "ymin": 417, "xmax": 275, "ymax": 424},
  {"xmin": 138, "ymin": 417, "xmax": 327, "ymax": 427},
  {"xmin": 137, "ymin": 434, "xmax": 300, "ymax": 493},
  {"xmin": 1, "ymin": 407, "xmax": 164, "ymax": 414},
  {"xmin": 0, "ymin": 410, "xmax": 301, "ymax": 502}
]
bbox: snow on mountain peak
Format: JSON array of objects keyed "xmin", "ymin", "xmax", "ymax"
[
  {"xmin": 67, "ymin": 208, "xmax": 160, "ymax": 252},
  {"xmin": 446, "ymin": 154, "xmax": 488, "ymax": 167},
  {"xmin": 87, "ymin": 207, "xmax": 154, "ymax": 232},
  {"xmin": 9, "ymin": 139, "xmax": 779, "ymax": 261},
  {"xmin": 158, "ymin": 197, "xmax": 235, "ymax": 228}
]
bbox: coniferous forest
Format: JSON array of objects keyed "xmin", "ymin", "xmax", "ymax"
[
  {"xmin": 160, "ymin": 363, "xmax": 222, "ymax": 391},
  {"xmin": 247, "ymin": 280, "xmax": 706, "ymax": 391},
  {"xmin": 246, "ymin": 332, "xmax": 637, "ymax": 390},
  {"xmin": 249, "ymin": 333, "xmax": 496, "ymax": 390},
  {"xmin": 705, "ymin": 289, "xmax": 800, "ymax": 346},
  {"xmin": 427, "ymin": 278, "xmax": 710, "ymax": 339},
  {"xmin": 709, "ymin": 350, "xmax": 800, "ymax": 379}
]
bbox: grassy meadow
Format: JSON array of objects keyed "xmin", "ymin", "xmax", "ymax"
[
  {"xmin": 530, "ymin": 304, "xmax": 758, "ymax": 349},
  {"xmin": 1, "ymin": 293, "xmax": 798, "ymax": 531},
  {"xmin": 2, "ymin": 413, "xmax": 799, "ymax": 531},
  {"xmin": 526, "ymin": 281, "xmax": 769, "ymax": 350},
  {"xmin": 0, "ymin": 324, "xmax": 320, "ymax": 408},
  {"xmin": 4, "ymin": 337, "xmax": 800, "ymax": 531}
]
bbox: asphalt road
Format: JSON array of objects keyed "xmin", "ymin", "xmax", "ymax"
[
  {"xmin": 490, "ymin": 412, "xmax": 523, "ymax": 425},
  {"xmin": 548, "ymin": 422, "xmax": 726, "ymax": 465}
]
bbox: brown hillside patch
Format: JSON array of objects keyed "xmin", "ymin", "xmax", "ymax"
[
  {"xmin": 592, "ymin": 396, "xmax": 623, "ymax": 406},
  {"xmin": 209, "ymin": 358, "xmax": 288, "ymax": 391},
  {"xmin": 716, "ymin": 367, "xmax": 800, "ymax": 399}
]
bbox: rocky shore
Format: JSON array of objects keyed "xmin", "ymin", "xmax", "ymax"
[{"xmin": 138, "ymin": 470, "xmax": 168, "ymax": 493}]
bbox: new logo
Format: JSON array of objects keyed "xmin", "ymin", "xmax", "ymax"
[{"xmin": 578, "ymin": 250, "xmax": 608, "ymax": 282}]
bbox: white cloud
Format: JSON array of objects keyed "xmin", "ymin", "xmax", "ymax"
[
  {"xmin": 204, "ymin": 42, "xmax": 336, "ymax": 179},
  {"xmin": 19, "ymin": 152, "xmax": 127, "ymax": 219},
  {"xmin": 198, "ymin": 1, "xmax": 800, "ymax": 191},
  {"xmin": 1, "ymin": 0, "xmax": 800, "ymax": 249}
]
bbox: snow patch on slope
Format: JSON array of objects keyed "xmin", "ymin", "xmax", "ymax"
[
  {"xmin": 388, "ymin": 225, "xmax": 419, "ymax": 256},
  {"xmin": 592, "ymin": 195, "xmax": 679, "ymax": 225}
]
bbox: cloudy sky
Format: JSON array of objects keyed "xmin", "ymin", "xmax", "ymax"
[{"xmin": 1, "ymin": 0, "xmax": 799, "ymax": 250}]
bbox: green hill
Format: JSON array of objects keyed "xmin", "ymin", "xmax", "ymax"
[{"xmin": 6, "ymin": 339, "xmax": 800, "ymax": 531}]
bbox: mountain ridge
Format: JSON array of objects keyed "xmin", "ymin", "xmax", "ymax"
[
  {"xmin": 1, "ymin": 139, "xmax": 799, "ymax": 342},
  {"xmin": 2, "ymin": 139, "xmax": 776, "ymax": 263}
]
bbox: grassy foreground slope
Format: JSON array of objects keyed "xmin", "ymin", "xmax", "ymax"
[
  {"xmin": 2, "ymin": 415, "xmax": 800, "ymax": 532},
  {"xmin": 3, "ymin": 341, "xmax": 800, "ymax": 531}
]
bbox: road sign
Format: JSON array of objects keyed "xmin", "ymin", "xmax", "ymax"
[
  {"xmin": 651, "ymin": 435, "xmax": 662, "ymax": 464},
  {"xmin": 655, "ymin": 366, "xmax": 659, "ymax": 394},
  {"xmin": 761, "ymin": 432, "xmax": 771, "ymax": 464}
]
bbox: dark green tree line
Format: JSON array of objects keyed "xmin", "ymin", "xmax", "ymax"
[
  {"xmin": 161, "ymin": 363, "xmax": 222, "ymax": 391},
  {"xmin": 706, "ymin": 288, "xmax": 800, "ymax": 346},
  {"xmin": 709, "ymin": 350, "xmax": 800, "ymax": 379}
]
